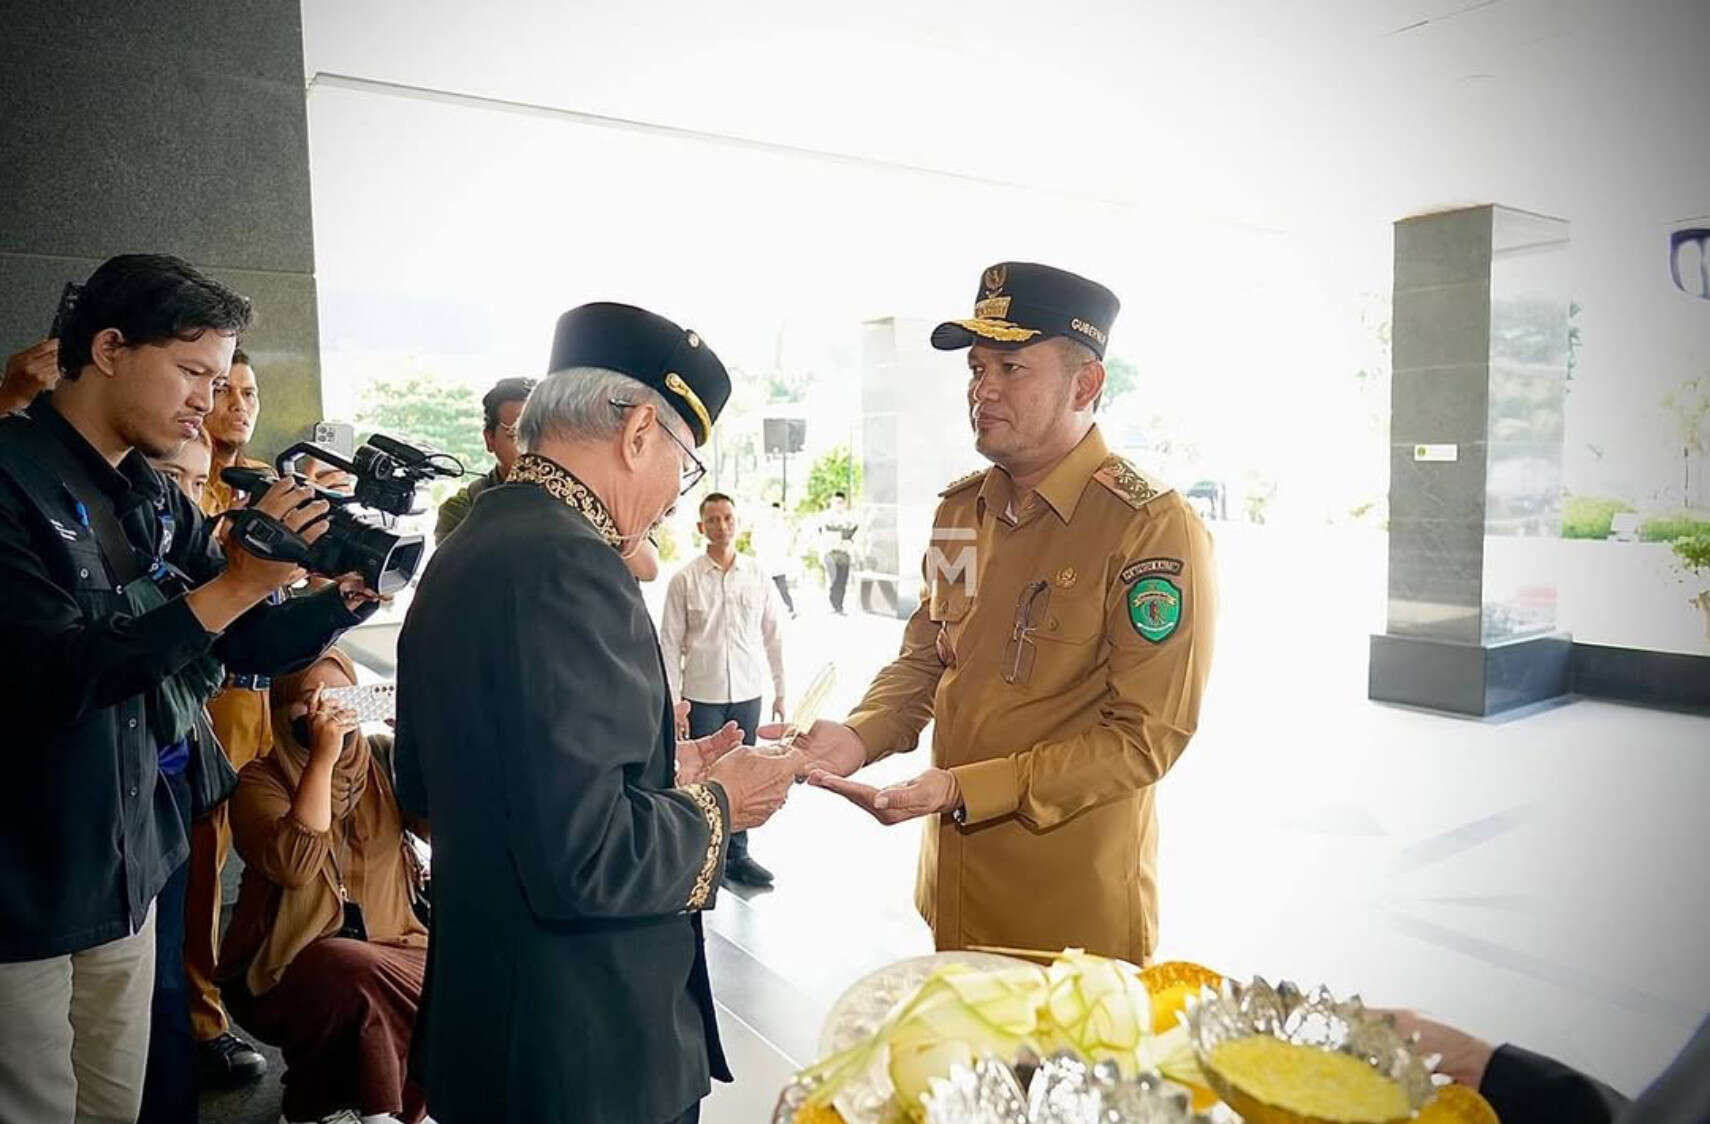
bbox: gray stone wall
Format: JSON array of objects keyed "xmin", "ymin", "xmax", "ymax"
[
  {"xmin": 1387, "ymin": 206, "xmax": 1497, "ymax": 643},
  {"xmin": 0, "ymin": 0, "xmax": 321, "ymax": 461}
]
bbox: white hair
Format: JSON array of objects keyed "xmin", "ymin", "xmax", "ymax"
[{"xmin": 516, "ymin": 366, "xmax": 687, "ymax": 452}]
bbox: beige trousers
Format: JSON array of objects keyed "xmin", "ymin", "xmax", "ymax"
[{"xmin": 0, "ymin": 904, "xmax": 157, "ymax": 1124}]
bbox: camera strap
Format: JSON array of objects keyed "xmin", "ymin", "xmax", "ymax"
[{"xmin": 327, "ymin": 818, "xmax": 369, "ymax": 941}]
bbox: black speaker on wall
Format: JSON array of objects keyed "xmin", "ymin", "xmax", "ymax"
[{"xmin": 763, "ymin": 417, "xmax": 807, "ymax": 456}]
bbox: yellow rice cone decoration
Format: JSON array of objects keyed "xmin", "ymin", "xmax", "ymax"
[
  {"xmin": 1139, "ymin": 961, "xmax": 1225, "ymax": 1111},
  {"xmin": 1138, "ymin": 961, "xmax": 1224, "ymax": 1035}
]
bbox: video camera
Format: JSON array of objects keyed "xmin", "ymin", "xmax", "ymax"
[{"xmin": 219, "ymin": 433, "xmax": 462, "ymax": 595}]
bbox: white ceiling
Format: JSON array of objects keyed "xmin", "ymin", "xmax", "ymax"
[{"xmin": 301, "ymin": 0, "xmax": 1709, "ymax": 234}]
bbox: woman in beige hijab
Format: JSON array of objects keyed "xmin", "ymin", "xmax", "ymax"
[{"xmin": 217, "ymin": 648, "xmax": 428, "ymax": 1124}]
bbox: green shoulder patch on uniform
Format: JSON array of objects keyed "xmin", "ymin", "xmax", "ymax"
[
  {"xmin": 1128, "ymin": 576, "xmax": 1182, "ymax": 643},
  {"xmin": 1093, "ymin": 456, "xmax": 1165, "ymax": 510},
  {"xmin": 938, "ymin": 468, "xmax": 987, "ymax": 497}
]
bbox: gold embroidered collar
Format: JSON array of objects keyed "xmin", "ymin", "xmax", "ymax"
[{"xmin": 507, "ymin": 453, "xmax": 623, "ymax": 550}]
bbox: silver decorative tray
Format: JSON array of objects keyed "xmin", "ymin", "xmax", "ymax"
[
  {"xmin": 1186, "ymin": 978, "xmax": 1436, "ymax": 1124},
  {"xmin": 774, "ymin": 1049, "xmax": 1216, "ymax": 1124},
  {"xmin": 808, "ymin": 951, "xmax": 1027, "ymax": 1124}
]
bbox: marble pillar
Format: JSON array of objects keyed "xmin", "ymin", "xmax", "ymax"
[
  {"xmin": 1370, "ymin": 205, "xmax": 1574, "ymax": 715},
  {"xmin": 858, "ymin": 317, "xmax": 983, "ymax": 617}
]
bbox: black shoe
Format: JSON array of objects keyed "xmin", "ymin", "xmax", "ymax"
[
  {"xmin": 723, "ymin": 853, "xmax": 775, "ymax": 888},
  {"xmin": 198, "ymin": 1032, "xmax": 267, "ymax": 1088}
]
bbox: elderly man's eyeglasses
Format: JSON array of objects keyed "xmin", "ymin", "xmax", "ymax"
[{"xmin": 609, "ymin": 399, "xmax": 707, "ymax": 495}]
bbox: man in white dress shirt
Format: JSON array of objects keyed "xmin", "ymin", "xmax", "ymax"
[{"xmin": 662, "ymin": 493, "xmax": 788, "ymax": 887}]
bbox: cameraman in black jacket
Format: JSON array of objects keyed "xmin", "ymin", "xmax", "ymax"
[{"xmin": 0, "ymin": 254, "xmax": 380, "ymax": 1124}]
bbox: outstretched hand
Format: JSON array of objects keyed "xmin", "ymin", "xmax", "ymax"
[
  {"xmin": 755, "ymin": 719, "xmax": 867, "ymax": 781},
  {"xmin": 676, "ymin": 719, "xmax": 744, "ymax": 785},
  {"xmin": 807, "ymin": 766, "xmax": 961, "ymax": 826}
]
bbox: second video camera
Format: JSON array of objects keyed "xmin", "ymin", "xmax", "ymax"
[{"xmin": 220, "ymin": 432, "xmax": 462, "ymax": 595}]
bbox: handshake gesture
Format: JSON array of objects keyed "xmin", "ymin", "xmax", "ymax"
[
  {"xmin": 674, "ymin": 705, "xmax": 803, "ymax": 832},
  {"xmin": 674, "ymin": 709, "xmax": 965, "ymax": 834},
  {"xmin": 755, "ymin": 719, "xmax": 964, "ymax": 826}
]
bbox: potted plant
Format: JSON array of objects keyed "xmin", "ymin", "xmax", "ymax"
[{"xmin": 1673, "ymin": 534, "xmax": 1710, "ymax": 640}]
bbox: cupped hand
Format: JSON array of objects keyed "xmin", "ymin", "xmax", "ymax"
[
  {"xmin": 677, "ymin": 719, "xmax": 743, "ymax": 785},
  {"xmin": 806, "ymin": 766, "xmax": 961, "ymax": 826}
]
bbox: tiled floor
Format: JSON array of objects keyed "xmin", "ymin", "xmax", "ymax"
[
  {"xmin": 692, "ymin": 525, "xmax": 1710, "ymax": 1116},
  {"xmin": 208, "ymin": 524, "xmax": 1710, "ymax": 1122}
]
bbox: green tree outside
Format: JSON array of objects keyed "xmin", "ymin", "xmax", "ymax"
[
  {"xmin": 355, "ymin": 373, "xmax": 490, "ymax": 506},
  {"xmin": 1662, "ymin": 375, "xmax": 1710, "ymax": 509},
  {"xmin": 1562, "ymin": 495, "xmax": 1636, "ymax": 539},
  {"xmin": 1101, "ymin": 355, "xmax": 1138, "ymax": 407},
  {"xmin": 795, "ymin": 444, "xmax": 862, "ymax": 515}
]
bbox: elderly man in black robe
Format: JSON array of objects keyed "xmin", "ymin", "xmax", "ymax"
[{"xmin": 395, "ymin": 302, "xmax": 800, "ymax": 1124}]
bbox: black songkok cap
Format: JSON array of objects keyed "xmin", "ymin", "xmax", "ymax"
[{"xmin": 547, "ymin": 302, "xmax": 730, "ymax": 446}]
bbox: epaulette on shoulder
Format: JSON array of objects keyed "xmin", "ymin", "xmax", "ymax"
[
  {"xmin": 1092, "ymin": 455, "xmax": 1169, "ymax": 511},
  {"xmin": 938, "ymin": 468, "xmax": 987, "ymax": 498}
]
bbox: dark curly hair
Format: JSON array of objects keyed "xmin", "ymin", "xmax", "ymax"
[{"xmin": 56, "ymin": 254, "xmax": 254, "ymax": 380}]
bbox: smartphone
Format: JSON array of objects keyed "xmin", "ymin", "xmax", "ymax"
[
  {"xmin": 320, "ymin": 682, "xmax": 396, "ymax": 724},
  {"xmin": 49, "ymin": 282, "xmax": 77, "ymax": 339}
]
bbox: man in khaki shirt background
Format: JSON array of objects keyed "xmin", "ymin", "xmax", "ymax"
[
  {"xmin": 767, "ymin": 262, "xmax": 1216, "ymax": 965},
  {"xmin": 187, "ymin": 349, "xmax": 271, "ymax": 1085}
]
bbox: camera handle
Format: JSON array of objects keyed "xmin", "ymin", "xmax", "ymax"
[
  {"xmin": 275, "ymin": 440, "xmax": 360, "ymax": 479},
  {"xmin": 222, "ymin": 508, "xmax": 313, "ymax": 568}
]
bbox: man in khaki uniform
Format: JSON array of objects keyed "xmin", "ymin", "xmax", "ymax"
[
  {"xmin": 186, "ymin": 350, "xmax": 270, "ymax": 1084},
  {"xmin": 776, "ymin": 262, "xmax": 1216, "ymax": 965}
]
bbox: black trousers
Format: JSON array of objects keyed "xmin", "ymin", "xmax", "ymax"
[
  {"xmin": 771, "ymin": 574, "xmax": 795, "ymax": 614},
  {"xmin": 827, "ymin": 551, "xmax": 851, "ymax": 612},
  {"xmin": 139, "ymin": 770, "xmax": 197, "ymax": 1123},
  {"xmin": 686, "ymin": 697, "xmax": 760, "ymax": 859}
]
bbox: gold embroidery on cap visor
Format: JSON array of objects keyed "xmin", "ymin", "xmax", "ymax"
[
  {"xmin": 663, "ymin": 371, "xmax": 712, "ymax": 445},
  {"xmin": 943, "ymin": 318, "xmax": 1043, "ymax": 344}
]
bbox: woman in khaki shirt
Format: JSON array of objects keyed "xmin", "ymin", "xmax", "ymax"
[{"xmin": 217, "ymin": 649, "xmax": 429, "ymax": 1124}]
